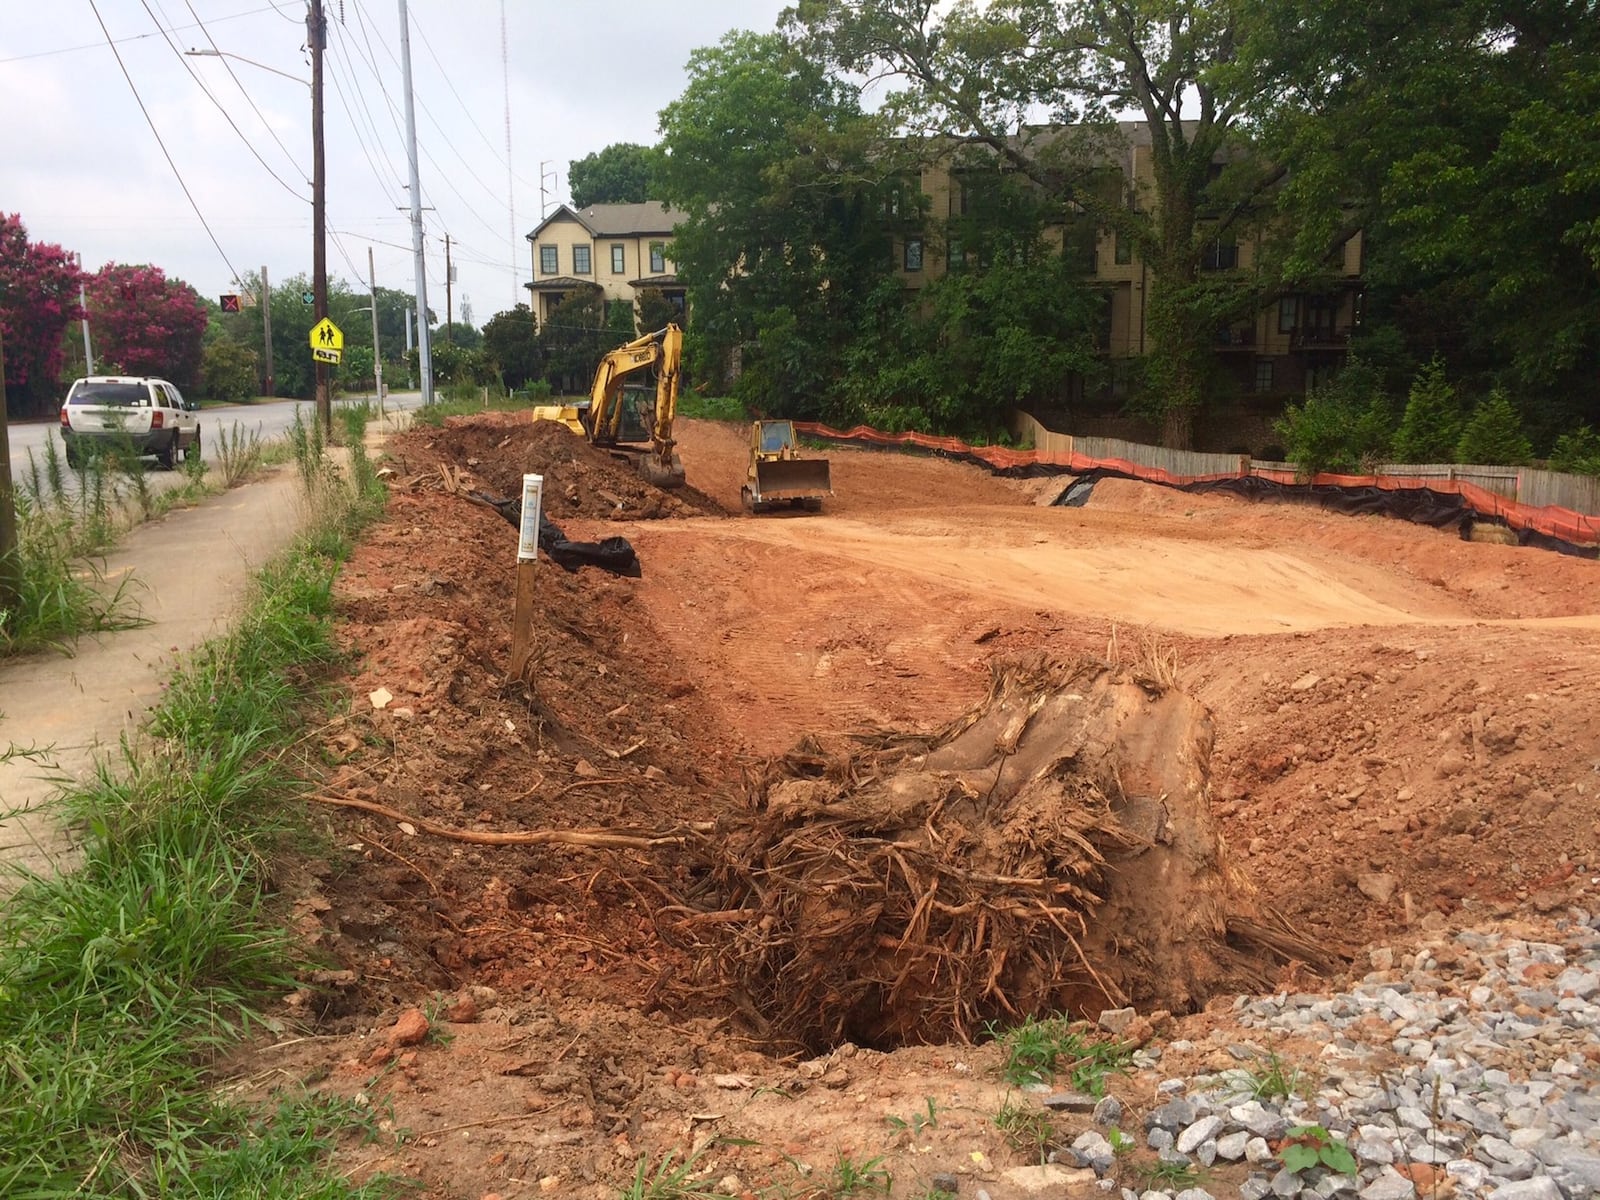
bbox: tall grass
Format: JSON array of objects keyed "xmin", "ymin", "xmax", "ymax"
[{"xmin": 0, "ymin": 406, "xmax": 394, "ymax": 1197}]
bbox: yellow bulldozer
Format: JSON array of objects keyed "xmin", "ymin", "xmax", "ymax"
[
  {"xmin": 741, "ymin": 420, "xmax": 833, "ymax": 513},
  {"xmin": 532, "ymin": 323, "xmax": 685, "ymax": 488}
]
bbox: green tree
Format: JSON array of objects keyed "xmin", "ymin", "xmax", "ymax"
[
  {"xmin": 1547, "ymin": 426, "xmax": 1600, "ymax": 476},
  {"xmin": 606, "ymin": 299, "xmax": 635, "ymax": 340},
  {"xmin": 657, "ymin": 30, "xmax": 896, "ymax": 418},
  {"xmin": 537, "ymin": 287, "xmax": 612, "ymax": 393},
  {"xmin": 434, "ymin": 321, "xmax": 481, "ymax": 349},
  {"xmin": 1251, "ymin": 0, "xmax": 1600, "ymax": 444},
  {"xmin": 569, "ymin": 143, "xmax": 659, "ymax": 208},
  {"xmin": 790, "ymin": 0, "xmax": 1292, "ymax": 447},
  {"xmin": 1391, "ymin": 357, "xmax": 1463, "ymax": 463},
  {"xmin": 1455, "ymin": 389, "xmax": 1533, "ymax": 466},
  {"xmin": 200, "ymin": 339, "xmax": 259, "ymax": 402},
  {"xmin": 635, "ymin": 288, "xmax": 681, "ymax": 335},
  {"xmin": 482, "ymin": 304, "xmax": 543, "ymax": 390}
]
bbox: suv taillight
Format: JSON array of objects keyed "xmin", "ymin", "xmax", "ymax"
[
  {"xmin": 59, "ymin": 408, "xmax": 70, "ymax": 430},
  {"xmin": 150, "ymin": 410, "xmax": 164, "ymax": 429}
]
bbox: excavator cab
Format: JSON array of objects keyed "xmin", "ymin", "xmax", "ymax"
[
  {"xmin": 742, "ymin": 420, "xmax": 833, "ymax": 512},
  {"xmin": 584, "ymin": 324, "xmax": 686, "ymax": 489}
]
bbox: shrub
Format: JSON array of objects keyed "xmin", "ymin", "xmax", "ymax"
[
  {"xmin": 1274, "ymin": 359, "xmax": 1394, "ymax": 476},
  {"xmin": 1455, "ymin": 389, "xmax": 1533, "ymax": 465},
  {"xmin": 1391, "ymin": 356, "xmax": 1463, "ymax": 463},
  {"xmin": 1547, "ymin": 425, "xmax": 1600, "ymax": 476}
]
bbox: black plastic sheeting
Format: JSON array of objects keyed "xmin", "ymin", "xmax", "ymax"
[
  {"xmin": 1049, "ymin": 469, "xmax": 1599, "ymax": 560},
  {"xmin": 469, "ymin": 491, "xmax": 642, "ymax": 576}
]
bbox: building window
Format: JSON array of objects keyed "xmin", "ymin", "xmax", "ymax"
[
  {"xmin": 1114, "ymin": 233, "xmax": 1132, "ymax": 265},
  {"xmin": 947, "ymin": 238, "xmax": 964, "ymax": 273},
  {"xmin": 1278, "ymin": 296, "xmax": 1298, "ymax": 333},
  {"xmin": 903, "ymin": 238, "xmax": 924, "ymax": 272},
  {"xmin": 572, "ymin": 245, "xmax": 591, "ymax": 275},
  {"xmin": 1201, "ymin": 239, "xmax": 1238, "ymax": 270},
  {"xmin": 1255, "ymin": 360, "xmax": 1275, "ymax": 393},
  {"xmin": 649, "ymin": 243, "xmax": 666, "ymax": 273},
  {"xmin": 611, "ymin": 244, "xmax": 626, "ymax": 273},
  {"xmin": 539, "ymin": 244, "xmax": 557, "ymax": 275}
]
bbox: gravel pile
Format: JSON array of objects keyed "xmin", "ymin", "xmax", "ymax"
[{"xmin": 1061, "ymin": 911, "xmax": 1600, "ymax": 1199}]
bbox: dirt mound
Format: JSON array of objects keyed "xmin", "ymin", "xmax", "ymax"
[
  {"xmin": 393, "ymin": 411, "xmax": 723, "ymax": 520},
  {"xmin": 667, "ymin": 658, "xmax": 1330, "ymax": 1051}
]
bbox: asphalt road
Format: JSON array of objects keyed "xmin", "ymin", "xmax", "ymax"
[{"xmin": 5, "ymin": 390, "xmax": 426, "ymax": 481}]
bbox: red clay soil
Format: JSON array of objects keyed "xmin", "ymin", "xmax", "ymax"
[{"xmin": 241, "ymin": 412, "xmax": 1600, "ymax": 1200}]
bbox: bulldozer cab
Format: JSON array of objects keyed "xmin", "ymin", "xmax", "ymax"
[{"xmin": 757, "ymin": 420, "xmax": 798, "ymax": 456}]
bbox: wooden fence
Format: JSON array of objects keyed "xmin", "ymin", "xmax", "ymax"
[{"xmin": 1011, "ymin": 412, "xmax": 1600, "ymax": 517}]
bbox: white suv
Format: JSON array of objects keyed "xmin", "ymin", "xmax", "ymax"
[{"xmin": 59, "ymin": 376, "xmax": 201, "ymax": 470}]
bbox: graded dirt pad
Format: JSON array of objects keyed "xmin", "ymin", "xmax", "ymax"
[{"xmin": 245, "ymin": 414, "xmax": 1600, "ymax": 1199}]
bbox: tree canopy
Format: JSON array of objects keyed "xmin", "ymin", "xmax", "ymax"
[
  {"xmin": 788, "ymin": 0, "xmax": 1291, "ymax": 446},
  {"xmin": 0, "ymin": 214, "xmax": 83, "ymax": 416},
  {"xmin": 569, "ymin": 143, "xmax": 659, "ymax": 208},
  {"xmin": 657, "ymin": 30, "xmax": 897, "ymax": 419},
  {"xmin": 84, "ymin": 263, "xmax": 208, "ymax": 393}
]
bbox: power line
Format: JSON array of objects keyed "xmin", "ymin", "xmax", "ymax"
[
  {"xmin": 87, "ymin": 0, "xmax": 241, "ymax": 282},
  {"xmin": 408, "ymin": 6, "xmax": 538, "ymax": 193},
  {"xmin": 181, "ymin": 0, "xmax": 304, "ymax": 181},
  {"xmin": 136, "ymin": 0, "xmax": 308, "ymax": 203},
  {"xmin": 0, "ymin": 4, "xmax": 280, "ymax": 64},
  {"xmin": 325, "ymin": 36, "xmax": 406, "ymax": 197}
]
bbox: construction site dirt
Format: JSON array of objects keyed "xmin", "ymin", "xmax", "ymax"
[{"xmin": 247, "ymin": 411, "xmax": 1600, "ymax": 1199}]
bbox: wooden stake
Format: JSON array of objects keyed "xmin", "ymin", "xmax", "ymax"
[{"xmin": 508, "ymin": 473, "xmax": 542, "ymax": 681}]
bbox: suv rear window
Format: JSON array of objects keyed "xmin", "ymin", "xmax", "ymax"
[{"xmin": 70, "ymin": 383, "xmax": 150, "ymax": 406}]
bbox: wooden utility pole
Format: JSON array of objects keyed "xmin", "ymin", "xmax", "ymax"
[
  {"xmin": 0, "ymin": 321, "xmax": 19, "ymax": 612},
  {"xmin": 444, "ymin": 233, "xmax": 453, "ymax": 341},
  {"xmin": 260, "ymin": 264, "xmax": 276, "ymax": 396},
  {"xmin": 368, "ymin": 246, "xmax": 385, "ymax": 419},
  {"xmin": 309, "ymin": 0, "xmax": 330, "ymax": 431}
]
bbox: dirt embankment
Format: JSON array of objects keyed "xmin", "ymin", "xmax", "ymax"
[{"xmin": 249, "ymin": 412, "xmax": 1600, "ymax": 1200}]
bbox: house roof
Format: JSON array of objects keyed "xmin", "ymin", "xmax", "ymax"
[
  {"xmin": 628, "ymin": 274, "xmax": 682, "ymax": 289},
  {"xmin": 525, "ymin": 201, "xmax": 679, "ymax": 242},
  {"xmin": 523, "ymin": 276, "xmax": 597, "ymax": 291}
]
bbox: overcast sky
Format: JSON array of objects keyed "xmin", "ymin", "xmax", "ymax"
[{"xmin": 1, "ymin": 1, "xmax": 790, "ymax": 329}]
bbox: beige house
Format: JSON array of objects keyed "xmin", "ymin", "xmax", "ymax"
[
  {"xmin": 523, "ymin": 202, "xmax": 685, "ymax": 329},
  {"xmin": 887, "ymin": 122, "xmax": 1365, "ymax": 397}
]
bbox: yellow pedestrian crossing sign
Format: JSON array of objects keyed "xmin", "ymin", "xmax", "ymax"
[{"xmin": 309, "ymin": 318, "xmax": 344, "ymax": 353}]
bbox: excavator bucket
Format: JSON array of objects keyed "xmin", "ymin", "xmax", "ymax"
[
  {"xmin": 750, "ymin": 456, "xmax": 833, "ymax": 504},
  {"xmin": 639, "ymin": 451, "xmax": 686, "ymax": 489}
]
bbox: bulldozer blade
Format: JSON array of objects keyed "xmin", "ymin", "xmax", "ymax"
[
  {"xmin": 639, "ymin": 452, "xmax": 686, "ymax": 489},
  {"xmin": 752, "ymin": 457, "xmax": 833, "ymax": 502}
]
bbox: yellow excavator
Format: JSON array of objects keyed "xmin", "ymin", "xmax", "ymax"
[
  {"xmin": 742, "ymin": 419, "xmax": 833, "ymax": 512},
  {"xmin": 532, "ymin": 323, "xmax": 685, "ymax": 489}
]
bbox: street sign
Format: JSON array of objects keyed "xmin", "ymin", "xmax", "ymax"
[
  {"xmin": 301, "ymin": 290, "xmax": 314, "ymax": 304},
  {"xmin": 309, "ymin": 317, "xmax": 344, "ymax": 352},
  {"xmin": 220, "ymin": 293, "xmax": 241, "ymax": 312},
  {"xmin": 312, "ymin": 347, "xmax": 342, "ymax": 365}
]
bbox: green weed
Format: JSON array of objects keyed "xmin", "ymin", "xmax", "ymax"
[
  {"xmin": 886, "ymin": 1095, "xmax": 940, "ymax": 1139},
  {"xmin": 0, "ymin": 428, "xmax": 393, "ymax": 1196},
  {"xmin": 1239, "ymin": 1052, "xmax": 1312, "ymax": 1101},
  {"xmin": 214, "ymin": 421, "xmax": 266, "ymax": 487},
  {"xmin": 616, "ymin": 1147, "xmax": 721, "ymax": 1199},
  {"xmin": 827, "ymin": 1151, "xmax": 892, "ymax": 1195},
  {"xmin": 992, "ymin": 1095, "xmax": 1056, "ymax": 1164},
  {"xmin": 678, "ymin": 392, "xmax": 747, "ymax": 422},
  {"xmin": 1280, "ymin": 1125, "xmax": 1357, "ymax": 1177},
  {"xmin": 1131, "ymin": 1158, "xmax": 1207, "ymax": 1189},
  {"xmin": 984, "ymin": 1013, "xmax": 1134, "ymax": 1092}
]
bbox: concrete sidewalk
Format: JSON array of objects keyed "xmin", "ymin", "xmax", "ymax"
[{"xmin": 0, "ymin": 469, "xmax": 307, "ymax": 881}]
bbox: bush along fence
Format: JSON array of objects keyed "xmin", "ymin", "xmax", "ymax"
[{"xmin": 789, "ymin": 413, "xmax": 1600, "ymax": 558}]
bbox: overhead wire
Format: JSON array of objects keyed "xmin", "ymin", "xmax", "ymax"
[
  {"xmin": 407, "ymin": 7, "xmax": 539, "ymax": 193},
  {"xmin": 180, "ymin": 0, "xmax": 305, "ymax": 181},
  {"xmin": 325, "ymin": 35, "xmax": 407, "ymax": 197},
  {"xmin": 136, "ymin": 0, "xmax": 309, "ymax": 203},
  {"xmin": 342, "ymin": 0, "xmax": 511, "ymax": 242},
  {"xmin": 86, "ymin": 0, "xmax": 241, "ymax": 282},
  {"xmin": 0, "ymin": 4, "xmax": 279, "ymax": 64}
]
